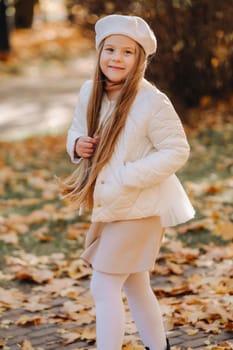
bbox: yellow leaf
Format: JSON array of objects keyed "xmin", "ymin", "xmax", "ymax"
[
  {"xmin": 60, "ymin": 286, "xmax": 83, "ymax": 298},
  {"xmin": 75, "ymin": 310, "xmax": 94, "ymax": 326},
  {"xmin": 23, "ymin": 296, "xmax": 49, "ymax": 312},
  {"xmin": 60, "ymin": 300, "xmax": 83, "ymax": 314},
  {"xmin": 211, "ymin": 57, "xmax": 219, "ymax": 68},
  {"xmin": 80, "ymin": 327, "xmax": 96, "ymax": 341},
  {"xmin": 154, "ymin": 263, "xmax": 170, "ymax": 275},
  {"xmin": 167, "ymin": 262, "xmax": 184, "ymax": 275},
  {"xmin": 16, "ymin": 267, "xmax": 54, "ymax": 284},
  {"xmin": 0, "ymin": 287, "xmax": 25, "ymax": 308},
  {"xmin": 123, "ymin": 344, "xmax": 144, "ymax": 350},
  {"xmin": 214, "ymin": 221, "xmax": 233, "ymax": 240},
  {"xmin": 61, "ymin": 329, "xmax": 81, "ymax": 345},
  {"xmin": 21, "ymin": 340, "xmax": 34, "ymax": 350},
  {"xmin": 185, "ymin": 328, "xmax": 199, "ymax": 336},
  {"xmin": 34, "ymin": 227, "xmax": 54, "ymax": 242},
  {"xmin": 16, "ymin": 315, "xmax": 42, "ymax": 326},
  {"xmin": 211, "ymin": 344, "xmax": 233, "ymax": 350}
]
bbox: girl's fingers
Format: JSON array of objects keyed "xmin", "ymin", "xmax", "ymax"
[
  {"xmin": 80, "ymin": 138, "xmax": 97, "ymax": 148},
  {"xmin": 80, "ymin": 146, "xmax": 95, "ymax": 158},
  {"xmin": 82, "ymin": 149, "xmax": 95, "ymax": 158},
  {"xmin": 86, "ymin": 142, "xmax": 95, "ymax": 149},
  {"xmin": 79, "ymin": 141, "xmax": 91, "ymax": 149},
  {"xmin": 76, "ymin": 136, "xmax": 99, "ymax": 158},
  {"xmin": 82, "ymin": 145, "xmax": 95, "ymax": 153}
]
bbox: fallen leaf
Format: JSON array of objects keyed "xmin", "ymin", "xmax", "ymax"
[
  {"xmin": 16, "ymin": 315, "xmax": 43, "ymax": 326},
  {"xmin": 80, "ymin": 327, "xmax": 96, "ymax": 341},
  {"xmin": 15, "ymin": 267, "xmax": 54, "ymax": 284},
  {"xmin": 185, "ymin": 328, "xmax": 199, "ymax": 335},
  {"xmin": 23, "ymin": 298, "xmax": 50, "ymax": 312},
  {"xmin": 214, "ymin": 221, "xmax": 233, "ymax": 240},
  {"xmin": 60, "ymin": 300, "xmax": 83, "ymax": 314},
  {"xmin": 21, "ymin": 340, "xmax": 35, "ymax": 350},
  {"xmin": 38, "ymin": 278, "xmax": 76, "ymax": 295},
  {"xmin": 167, "ymin": 262, "xmax": 184, "ymax": 275},
  {"xmin": 0, "ymin": 232, "xmax": 19, "ymax": 245},
  {"xmin": 0, "ymin": 287, "xmax": 25, "ymax": 309},
  {"xmin": 123, "ymin": 344, "xmax": 144, "ymax": 350},
  {"xmin": 34, "ymin": 227, "xmax": 54, "ymax": 242},
  {"xmin": 61, "ymin": 329, "xmax": 81, "ymax": 345}
]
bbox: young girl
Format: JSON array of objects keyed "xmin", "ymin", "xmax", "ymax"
[{"xmin": 64, "ymin": 14, "xmax": 195, "ymax": 350}]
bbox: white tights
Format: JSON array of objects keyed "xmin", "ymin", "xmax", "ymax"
[{"xmin": 90, "ymin": 270, "xmax": 167, "ymax": 350}]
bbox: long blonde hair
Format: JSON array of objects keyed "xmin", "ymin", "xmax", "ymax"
[{"xmin": 60, "ymin": 41, "xmax": 146, "ymax": 208}]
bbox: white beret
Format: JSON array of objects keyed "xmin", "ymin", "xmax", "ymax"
[{"xmin": 95, "ymin": 14, "xmax": 157, "ymax": 56}]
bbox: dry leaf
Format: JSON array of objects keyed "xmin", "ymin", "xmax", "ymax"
[
  {"xmin": 60, "ymin": 300, "xmax": 83, "ymax": 314},
  {"xmin": 0, "ymin": 232, "xmax": 19, "ymax": 245},
  {"xmin": 61, "ymin": 329, "xmax": 81, "ymax": 345},
  {"xmin": 75, "ymin": 310, "xmax": 94, "ymax": 326},
  {"xmin": 16, "ymin": 315, "xmax": 43, "ymax": 326},
  {"xmin": 15, "ymin": 267, "xmax": 54, "ymax": 284},
  {"xmin": 214, "ymin": 221, "xmax": 233, "ymax": 240},
  {"xmin": 22, "ymin": 294, "xmax": 50, "ymax": 312},
  {"xmin": 39, "ymin": 278, "xmax": 76, "ymax": 295},
  {"xmin": 123, "ymin": 344, "xmax": 144, "ymax": 350},
  {"xmin": 34, "ymin": 227, "xmax": 54, "ymax": 242},
  {"xmin": 80, "ymin": 327, "xmax": 96, "ymax": 341},
  {"xmin": 185, "ymin": 328, "xmax": 199, "ymax": 335},
  {"xmin": 167, "ymin": 262, "xmax": 184, "ymax": 275},
  {"xmin": 21, "ymin": 340, "xmax": 34, "ymax": 350},
  {"xmin": 0, "ymin": 287, "xmax": 25, "ymax": 308}
]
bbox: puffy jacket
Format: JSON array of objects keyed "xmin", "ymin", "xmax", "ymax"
[{"xmin": 67, "ymin": 79, "xmax": 195, "ymax": 227}]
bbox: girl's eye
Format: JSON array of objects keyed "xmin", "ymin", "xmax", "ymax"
[
  {"xmin": 105, "ymin": 47, "xmax": 114, "ymax": 52},
  {"xmin": 125, "ymin": 50, "xmax": 133, "ymax": 55}
]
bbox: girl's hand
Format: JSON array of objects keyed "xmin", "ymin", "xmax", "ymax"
[{"xmin": 75, "ymin": 136, "xmax": 99, "ymax": 159}]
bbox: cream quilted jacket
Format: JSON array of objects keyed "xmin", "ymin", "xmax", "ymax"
[{"xmin": 67, "ymin": 79, "xmax": 195, "ymax": 227}]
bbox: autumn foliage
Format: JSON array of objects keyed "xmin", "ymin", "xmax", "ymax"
[{"xmin": 71, "ymin": 0, "xmax": 233, "ymax": 108}]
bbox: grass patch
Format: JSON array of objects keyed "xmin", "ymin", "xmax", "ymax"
[{"xmin": 176, "ymin": 228, "xmax": 228, "ymax": 248}]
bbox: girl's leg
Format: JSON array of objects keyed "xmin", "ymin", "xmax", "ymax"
[
  {"xmin": 123, "ymin": 271, "xmax": 167, "ymax": 350},
  {"xmin": 90, "ymin": 270, "xmax": 129, "ymax": 350}
]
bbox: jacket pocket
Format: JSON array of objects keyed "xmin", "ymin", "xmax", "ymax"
[{"xmin": 94, "ymin": 173, "xmax": 140, "ymax": 211}]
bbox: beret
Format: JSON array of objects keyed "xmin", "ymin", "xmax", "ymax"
[{"xmin": 95, "ymin": 14, "xmax": 157, "ymax": 56}]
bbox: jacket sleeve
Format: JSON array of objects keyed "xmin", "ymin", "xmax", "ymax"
[
  {"xmin": 66, "ymin": 81, "xmax": 89, "ymax": 163},
  {"xmin": 120, "ymin": 95, "xmax": 190, "ymax": 188}
]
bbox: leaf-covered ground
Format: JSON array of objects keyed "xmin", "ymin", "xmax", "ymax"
[{"xmin": 0, "ymin": 111, "xmax": 232, "ymax": 349}]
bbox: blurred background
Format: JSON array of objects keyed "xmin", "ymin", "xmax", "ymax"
[{"xmin": 1, "ymin": 0, "xmax": 233, "ymax": 138}]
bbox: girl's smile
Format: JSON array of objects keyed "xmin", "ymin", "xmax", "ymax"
[
  {"xmin": 108, "ymin": 66, "xmax": 124, "ymax": 70},
  {"xmin": 100, "ymin": 35, "xmax": 137, "ymax": 83}
]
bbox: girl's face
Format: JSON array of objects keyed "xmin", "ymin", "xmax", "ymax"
[{"xmin": 100, "ymin": 35, "xmax": 137, "ymax": 83}]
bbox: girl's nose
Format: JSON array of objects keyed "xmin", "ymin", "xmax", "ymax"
[{"xmin": 112, "ymin": 50, "xmax": 121, "ymax": 61}]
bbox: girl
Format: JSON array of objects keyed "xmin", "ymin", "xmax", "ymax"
[{"xmin": 63, "ymin": 14, "xmax": 195, "ymax": 350}]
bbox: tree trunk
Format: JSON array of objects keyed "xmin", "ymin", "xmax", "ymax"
[
  {"xmin": 14, "ymin": 0, "xmax": 36, "ymax": 28},
  {"xmin": 0, "ymin": 0, "xmax": 10, "ymax": 52}
]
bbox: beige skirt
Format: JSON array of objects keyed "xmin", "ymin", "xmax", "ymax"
[{"xmin": 80, "ymin": 216, "xmax": 164, "ymax": 274}]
